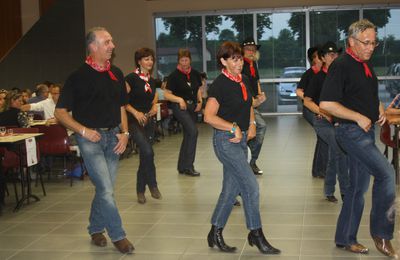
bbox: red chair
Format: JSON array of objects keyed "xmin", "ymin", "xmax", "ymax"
[
  {"xmin": 35, "ymin": 124, "xmax": 82, "ymax": 186},
  {"xmin": 380, "ymin": 122, "xmax": 396, "ymax": 164},
  {"xmin": 10, "ymin": 127, "xmax": 46, "ymax": 196},
  {"xmin": 0, "ymin": 147, "xmax": 21, "ymax": 204}
]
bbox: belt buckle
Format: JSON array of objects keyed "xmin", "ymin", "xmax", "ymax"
[{"xmin": 186, "ymin": 100, "xmax": 193, "ymax": 105}]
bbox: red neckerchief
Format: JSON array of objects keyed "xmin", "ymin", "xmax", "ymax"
[
  {"xmin": 221, "ymin": 69, "xmax": 247, "ymax": 101},
  {"xmin": 244, "ymin": 57, "xmax": 256, "ymax": 77},
  {"xmin": 85, "ymin": 56, "xmax": 118, "ymax": 81},
  {"xmin": 345, "ymin": 47, "xmax": 372, "ymax": 78},
  {"xmin": 177, "ymin": 64, "xmax": 191, "ymax": 82},
  {"xmin": 311, "ymin": 65, "xmax": 320, "ymax": 74},
  {"xmin": 322, "ymin": 66, "xmax": 328, "ymax": 74},
  {"xmin": 134, "ymin": 68, "xmax": 152, "ymax": 93}
]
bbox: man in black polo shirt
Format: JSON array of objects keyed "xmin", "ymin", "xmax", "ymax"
[
  {"xmin": 320, "ymin": 20, "xmax": 395, "ymax": 257},
  {"xmin": 241, "ymin": 37, "xmax": 267, "ymax": 175},
  {"xmin": 55, "ymin": 27, "xmax": 134, "ymax": 254}
]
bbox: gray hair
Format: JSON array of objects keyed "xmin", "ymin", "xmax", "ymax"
[
  {"xmin": 36, "ymin": 84, "xmax": 49, "ymax": 96},
  {"xmin": 85, "ymin": 27, "xmax": 107, "ymax": 54},
  {"xmin": 348, "ymin": 19, "xmax": 376, "ymax": 39}
]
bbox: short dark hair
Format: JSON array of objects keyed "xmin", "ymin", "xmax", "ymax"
[
  {"xmin": 177, "ymin": 48, "xmax": 191, "ymax": 61},
  {"xmin": 216, "ymin": 41, "xmax": 243, "ymax": 69},
  {"xmin": 134, "ymin": 48, "xmax": 155, "ymax": 68}
]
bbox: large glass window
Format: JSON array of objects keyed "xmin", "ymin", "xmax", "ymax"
[
  {"xmin": 154, "ymin": 7, "xmax": 400, "ymax": 113},
  {"xmin": 205, "ymin": 14, "xmax": 253, "ymax": 79},
  {"xmin": 257, "ymin": 12, "xmax": 306, "ymax": 78},
  {"xmin": 364, "ymin": 9, "xmax": 400, "ymax": 76},
  {"xmin": 310, "ymin": 10, "xmax": 359, "ymax": 50},
  {"xmin": 155, "ymin": 16, "xmax": 202, "ymax": 79}
]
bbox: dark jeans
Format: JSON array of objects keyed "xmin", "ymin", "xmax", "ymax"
[
  {"xmin": 171, "ymin": 103, "xmax": 198, "ymax": 171},
  {"xmin": 247, "ymin": 108, "xmax": 267, "ymax": 162},
  {"xmin": 129, "ymin": 118, "xmax": 157, "ymax": 193},
  {"xmin": 334, "ymin": 123, "xmax": 395, "ymax": 246},
  {"xmin": 313, "ymin": 116, "xmax": 349, "ymax": 196},
  {"xmin": 211, "ymin": 129, "xmax": 262, "ymax": 230}
]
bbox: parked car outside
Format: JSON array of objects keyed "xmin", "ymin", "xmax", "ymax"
[{"xmin": 277, "ymin": 67, "xmax": 306, "ymax": 105}]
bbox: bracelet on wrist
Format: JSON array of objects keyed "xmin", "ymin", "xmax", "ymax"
[
  {"xmin": 81, "ymin": 127, "xmax": 86, "ymax": 137},
  {"xmin": 230, "ymin": 122, "xmax": 238, "ymax": 134}
]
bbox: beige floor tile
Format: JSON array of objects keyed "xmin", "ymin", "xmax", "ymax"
[{"xmin": 0, "ymin": 115, "xmax": 397, "ymax": 260}]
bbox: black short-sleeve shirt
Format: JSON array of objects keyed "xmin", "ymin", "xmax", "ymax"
[
  {"xmin": 167, "ymin": 68, "xmax": 202, "ymax": 102},
  {"xmin": 242, "ymin": 60, "xmax": 260, "ymax": 97},
  {"xmin": 297, "ymin": 67, "xmax": 318, "ymax": 92},
  {"xmin": 57, "ymin": 63, "xmax": 128, "ymax": 128},
  {"xmin": 304, "ymin": 70, "xmax": 327, "ymax": 106},
  {"xmin": 319, "ymin": 53, "xmax": 379, "ymax": 123},
  {"xmin": 125, "ymin": 73, "xmax": 156, "ymax": 113},
  {"xmin": 208, "ymin": 74, "xmax": 253, "ymax": 131}
]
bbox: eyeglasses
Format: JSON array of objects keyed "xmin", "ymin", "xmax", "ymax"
[{"xmin": 352, "ymin": 37, "xmax": 380, "ymax": 48}]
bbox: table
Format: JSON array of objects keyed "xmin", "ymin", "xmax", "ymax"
[
  {"xmin": 385, "ymin": 113, "xmax": 400, "ymax": 184},
  {"xmin": 0, "ymin": 133, "xmax": 43, "ymax": 211}
]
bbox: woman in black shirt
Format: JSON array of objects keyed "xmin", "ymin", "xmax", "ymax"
[
  {"xmin": 0, "ymin": 91, "xmax": 29, "ymax": 127},
  {"xmin": 164, "ymin": 49, "xmax": 203, "ymax": 176},
  {"xmin": 204, "ymin": 42, "xmax": 280, "ymax": 255},
  {"xmin": 125, "ymin": 48, "xmax": 161, "ymax": 204}
]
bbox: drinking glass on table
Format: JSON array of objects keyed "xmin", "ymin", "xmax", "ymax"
[{"xmin": 0, "ymin": 127, "xmax": 5, "ymax": 136}]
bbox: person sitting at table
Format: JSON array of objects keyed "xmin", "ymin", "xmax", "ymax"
[
  {"xmin": 21, "ymin": 89, "xmax": 32, "ymax": 105},
  {"xmin": 386, "ymin": 93, "xmax": 400, "ymax": 113},
  {"xmin": 0, "ymin": 89, "xmax": 7, "ymax": 113},
  {"xmin": 21, "ymin": 84, "xmax": 61, "ymax": 124},
  {"xmin": 0, "ymin": 91, "xmax": 29, "ymax": 127}
]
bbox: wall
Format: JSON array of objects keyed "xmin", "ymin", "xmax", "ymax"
[
  {"xmin": 84, "ymin": 0, "xmax": 400, "ymax": 75},
  {"xmin": 20, "ymin": 0, "xmax": 39, "ymax": 35},
  {"xmin": 0, "ymin": 0, "xmax": 85, "ymax": 89}
]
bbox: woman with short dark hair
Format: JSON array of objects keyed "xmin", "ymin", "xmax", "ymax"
[
  {"xmin": 125, "ymin": 47, "xmax": 161, "ymax": 204},
  {"xmin": 204, "ymin": 41, "xmax": 280, "ymax": 255},
  {"xmin": 164, "ymin": 48, "xmax": 203, "ymax": 176},
  {"xmin": 0, "ymin": 91, "xmax": 29, "ymax": 127}
]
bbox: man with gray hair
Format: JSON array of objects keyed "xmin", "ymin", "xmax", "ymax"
[
  {"xmin": 320, "ymin": 19, "xmax": 396, "ymax": 257},
  {"xmin": 55, "ymin": 27, "xmax": 133, "ymax": 254}
]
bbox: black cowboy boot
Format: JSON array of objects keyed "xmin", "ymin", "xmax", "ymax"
[
  {"xmin": 248, "ymin": 228, "xmax": 281, "ymax": 254},
  {"xmin": 207, "ymin": 225, "xmax": 237, "ymax": 252}
]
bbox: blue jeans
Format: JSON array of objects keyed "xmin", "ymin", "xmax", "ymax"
[
  {"xmin": 334, "ymin": 123, "xmax": 395, "ymax": 246},
  {"xmin": 172, "ymin": 103, "xmax": 198, "ymax": 171},
  {"xmin": 76, "ymin": 127, "xmax": 126, "ymax": 242},
  {"xmin": 129, "ymin": 119, "xmax": 157, "ymax": 193},
  {"xmin": 211, "ymin": 129, "xmax": 262, "ymax": 230},
  {"xmin": 313, "ymin": 116, "xmax": 349, "ymax": 196},
  {"xmin": 247, "ymin": 108, "xmax": 267, "ymax": 162}
]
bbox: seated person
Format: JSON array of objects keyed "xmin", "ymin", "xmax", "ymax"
[
  {"xmin": 0, "ymin": 89, "xmax": 7, "ymax": 113},
  {"xmin": 21, "ymin": 84, "xmax": 61, "ymax": 124},
  {"xmin": 0, "ymin": 91, "xmax": 29, "ymax": 127}
]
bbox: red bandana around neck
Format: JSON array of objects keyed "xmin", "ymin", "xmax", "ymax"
[
  {"xmin": 134, "ymin": 68, "xmax": 152, "ymax": 93},
  {"xmin": 85, "ymin": 56, "xmax": 118, "ymax": 81},
  {"xmin": 177, "ymin": 64, "xmax": 191, "ymax": 82},
  {"xmin": 311, "ymin": 65, "xmax": 320, "ymax": 74},
  {"xmin": 345, "ymin": 48, "xmax": 372, "ymax": 78},
  {"xmin": 322, "ymin": 66, "xmax": 328, "ymax": 74},
  {"xmin": 221, "ymin": 69, "xmax": 248, "ymax": 101},
  {"xmin": 244, "ymin": 57, "xmax": 256, "ymax": 78}
]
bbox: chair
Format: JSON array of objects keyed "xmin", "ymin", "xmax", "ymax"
[
  {"xmin": 380, "ymin": 122, "xmax": 396, "ymax": 164},
  {"xmin": 0, "ymin": 147, "xmax": 21, "ymax": 204},
  {"xmin": 35, "ymin": 124, "xmax": 82, "ymax": 186},
  {"xmin": 10, "ymin": 127, "xmax": 46, "ymax": 196}
]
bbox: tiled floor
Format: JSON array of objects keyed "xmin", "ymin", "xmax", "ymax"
[{"xmin": 0, "ymin": 115, "xmax": 398, "ymax": 259}]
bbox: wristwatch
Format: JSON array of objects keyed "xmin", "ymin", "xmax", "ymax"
[
  {"xmin": 122, "ymin": 131, "xmax": 130, "ymax": 137},
  {"xmin": 251, "ymin": 120, "xmax": 257, "ymax": 126}
]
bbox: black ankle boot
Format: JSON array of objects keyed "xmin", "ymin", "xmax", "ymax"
[
  {"xmin": 207, "ymin": 225, "xmax": 237, "ymax": 252},
  {"xmin": 248, "ymin": 228, "xmax": 281, "ymax": 254}
]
